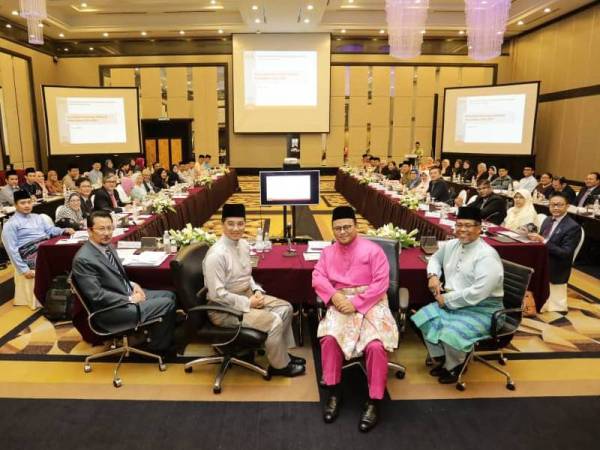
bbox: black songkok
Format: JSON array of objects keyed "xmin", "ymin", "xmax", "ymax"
[
  {"xmin": 456, "ymin": 206, "xmax": 482, "ymax": 223},
  {"xmin": 13, "ymin": 190, "xmax": 31, "ymax": 203},
  {"xmin": 332, "ymin": 206, "xmax": 356, "ymax": 222},
  {"xmin": 221, "ymin": 203, "xmax": 245, "ymax": 220}
]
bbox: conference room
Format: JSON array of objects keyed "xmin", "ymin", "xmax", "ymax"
[{"xmin": 0, "ymin": 0, "xmax": 599, "ymax": 448}]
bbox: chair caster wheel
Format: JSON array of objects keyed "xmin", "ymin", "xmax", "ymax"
[
  {"xmin": 213, "ymin": 386, "xmax": 222, "ymax": 394},
  {"xmin": 395, "ymin": 371, "xmax": 405, "ymax": 379},
  {"xmin": 84, "ymin": 364, "xmax": 92, "ymax": 373},
  {"xmin": 113, "ymin": 378, "xmax": 122, "ymax": 388},
  {"xmin": 506, "ymin": 382, "xmax": 516, "ymax": 391},
  {"xmin": 159, "ymin": 363, "xmax": 167, "ymax": 372},
  {"xmin": 184, "ymin": 366, "xmax": 193, "ymax": 373},
  {"xmin": 263, "ymin": 373, "xmax": 272, "ymax": 381},
  {"xmin": 456, "ymin": 382, "xmax": 466, "ymax": 391}
]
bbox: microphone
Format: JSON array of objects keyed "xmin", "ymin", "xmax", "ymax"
[{"xmin": 284, "ymin": 223, "xmax": 296, "ymax": 257}]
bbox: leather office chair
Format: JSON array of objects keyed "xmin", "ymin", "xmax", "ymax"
[
  {"xmin": 317, "ymin": 235, "xmax": 406, "ymax": 380},
  {"xmin": 69, "ymin": 277, "xmax": 167, "ymax": 388},
  {"xmin": 455, "ymin": 259, "xmax": 534, "ymax": 391},
  {"xmin": 170, "ymin": 243, "xmax": 271, "ymax": 394}
]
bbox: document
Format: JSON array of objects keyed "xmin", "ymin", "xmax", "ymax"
[{"xmin": 121, "ymin": 251, "xmax": 168, "ymax": 267}]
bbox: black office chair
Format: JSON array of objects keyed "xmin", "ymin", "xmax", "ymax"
[
  {"xmin": 317, "ymin": 235, "xmax": 406, "ymax": 380},
  {"xmin": 69, "ymin": 277, "xmax": 166, "ymax": 388},
  {"xmin": 170, "ymin": 243, "xmax": 271, "ymax": 394},
  {"xmin": 455, "ymin": 259, "xmax": 534, "ymax": 391}
]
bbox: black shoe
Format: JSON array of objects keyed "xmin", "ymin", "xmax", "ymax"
[
  {"xmin": 438, "ymin": 365, "xmax": 464, "ymax": 384},
  {"xmin": 289, "ymin": 353, "xmax": 306, "ymax": 365},
  {"xmin": 268, "ymin": 362, "xmax": 306, "ymax": 377},
  {"xmin": 359, "ymin": 401, "xmax": 378, "ymax": 433},
  {"xmin": 323, "ymin": 394, "xmax": 342, "ymax": 423},
  {"xmin": 429, "ymin": 365, "xmax": 446, "ymax": 377}
]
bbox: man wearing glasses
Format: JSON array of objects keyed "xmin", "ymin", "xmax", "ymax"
[
  {"xmin": 412, "ymin": 207, "xmax": 504, "ymax": 384},
  {"xmin": 93, "ymin": 174, "xmax": 125, "ymax": 213},
  {"xmin": 313, "ymin": 206, "xmax": 398, "ymax": 432},
  {"xmin": 203, "ymin": 203, "xmax": 306, "ymax": 378},
  {"xmin": 464, "ymin": 179, "xmax": 507, "ymax": 225}
]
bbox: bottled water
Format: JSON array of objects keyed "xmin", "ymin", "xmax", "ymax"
[{"xmin": 163, "ymin": 230, "xmax": 170, "ymax": 252}]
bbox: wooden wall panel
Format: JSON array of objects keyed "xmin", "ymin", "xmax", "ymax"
[
  {"xmin": 110, "ymin": 68, "xmax": 136, "ymax": 87},
  {"xmin": 370, "ymin": 127, "xmax": 389, "ymax": 157},
  {"xmin": 171, "ymin": 139, "xmax": 183, "ymax": 166},
  {"xmin": 392, "ymin": 97, "xmax": 412, "ymax": 127},
  {"xmin": 349, "ymin": 66, "xmax": 369, "ymax": 97},
  {"xmin": 299, "ymin": 133, "xmax": 323, "ymax": 167},
  {"xmin": 13, "ymin": 57, "xmax": 35, "ymax": 167},
  {"xmin": 414, "ymin": 97, "xmax": 434, "ymax": 127},
  {"xmin": 192, "ymin": 67, "xmax": 219, "ymax": 154},
  {"xmin": 371, "ymin": 67, "xmax": 391, "ymax": 97},
  {"xmin": 391, "ymin": 127, "xmax": 411, "ymax": 159},
  {"xmin": 0, "ymin": 53, "xmax": 21, "ymax": 165},
  {"xmin": 326, "ymin": 126, "xmax": 345, "ymax": 166},
  {"xmin": 415, "ymin": 67, "xmax": 435, "ymax": 97},
  {"xmin": 145, "ymin": 140, "xmax": 157, "ymax": 167},
  {"xmin": 348, "ymin": 127, "xmax": 367, "ymax": 160},
  {"xmin": 394, "ymin": 67, "xmax": 414, "ymax": 95},
  {"xmin": 349, "ymin": 96, "xmax": 368, "ymax": 127},
  {"xmin": 367, "ymin": 96, "xmax": 390, "ymax": 127},
  {"xmin": 331, "ymin": 66, "xmax": 346, "ymax": 97},
  {"xmin": 140, "ymin": 68, "xmax": 161, "ymax": 98},
  {"xmin": 158, "ymin": 139, "xmax": 170, "ymax": 168},
  {"xmin": 330, "ymin": 96, "xmax": 346, "ymax": 128},
  {"xmin": 414, "ymin": 127, "xmax": 432, "ymax": 156}
]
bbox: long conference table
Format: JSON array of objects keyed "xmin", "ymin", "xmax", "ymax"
[{"xmin": 335, "ymin": 170, "xmax": 550, "ymax": 309}]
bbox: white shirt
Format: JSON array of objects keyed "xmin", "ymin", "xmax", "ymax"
[
  {"xmin": 545, "ymin": 213, "xmax": 567, "ymax": 242},
  {"xmin": 518, "ymin": 176, "xmax": 538, "ymax": 192}
]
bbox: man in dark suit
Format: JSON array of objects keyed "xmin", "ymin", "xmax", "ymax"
[
  {"xmin": 71, "ymin": 210, "xmax": 176, "ymax": 352},
  {"xmin": 574, "ymin": 172, "xmax": 600, "ymax": 207},
  {"xmin": 550, "ymin": 177, "xmax": 577, "ymax": 205},
  {"xmin": 468, "ymin": 179, "xmax": 507, "ymax": 225},
  {"xmin": 76, "ymin": 177, "xmax": 94, "ymax": 218},
  {"xmin": 528, "ymin": 192, "xmax": 582, "ymax": 313},
  {"xmin": 427, "ymin": 167, "xmax": 450, "ymax": 203},
  {"xmin": 93, "ymin": 174, "xmax": 125, "ymax": 212}
]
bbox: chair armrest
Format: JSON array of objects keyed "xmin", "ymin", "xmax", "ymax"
[
  {"xmin": 88, "ymin": 302, "xmax": 141, "ymax": 336},
  {"xmin": 187, "ymin": 305, "xmax": 244, "ymax": 321},
  {"xmin": 491, "ymin": 307, "xmax": 522, "ymax": 338}
]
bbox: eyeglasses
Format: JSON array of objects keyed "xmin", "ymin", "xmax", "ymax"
[{"xmin": 332, "ymin": 225, "xmax": 354, "ymax": 233}]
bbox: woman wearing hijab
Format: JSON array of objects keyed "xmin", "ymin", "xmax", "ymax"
[
  {"xmin": 503, "ymin": 189, "xmax": 538, "ymax": 232},
  {"xmin": 452, "ymin": 159, "xmax": 463, "ymax": 178},
  {"xmin": 103, "ymin": 159, "xmax": 115, "ymax": 176},
  {"xmin": 475, "ymin": 163, "xmax": 488, "ymax": 184},
  {"xmin": 411, "ymin": 171, "xmax": 430, "ymax": 197},
  {"xmin": 55, "ymin": 192, "xmax": 85, "ymax": 230},
  {"xmin": 462, "ymin": 160, "xmax": 476, "ymax": 182},
  {"xmin": 487, "ymin": 165, "xmax": 498, "ymax": 182},
  {"xmin": 130, "ymin": 173, "xmax": 148, "ymax": 202}
]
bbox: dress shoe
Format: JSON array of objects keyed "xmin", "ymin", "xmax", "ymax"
[
  {"xmin": 438, "ymin": 364, "xmax": 465, "ymax": 384},
  {"xmin": 268, "ymin": 362, "xmax": 306, "ymax": 377},
  {"xmin": 359, "ymin": 400, "xmax": 378, "ymax": 433},
  {"xmin": 429, "ymin": 365, "xmax": 446, "ymax": 377},
  {"xmin": 323, "ymin": 395, "xmax": 342, "ymax": 423},
  {"xmin": 289, "ymin": 353, "xmax": 306, "ymax": 365}
]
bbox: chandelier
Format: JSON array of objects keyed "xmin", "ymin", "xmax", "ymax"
[
  {"xmin": 464, "ymin": 0, "xmax": 511, "ymax": 61},
  {"xmin": 385, "ymin": 0, "xmax": 429, "ymax": 59},
  {"xmin": 19, "ymin": 0, "xmax": 47, "ymax": 45}
]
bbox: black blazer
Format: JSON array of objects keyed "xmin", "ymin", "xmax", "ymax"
[
  {"xmin": 540, "ymin": 215, "xmax": 582, "ymax": 284},
  {"xmin": 93, "ymin": 187, "xmax": 125, "ymax": 213},
  {"xmin": 470, "ymin": 194, "xmax": 507, "ymax": 225},
  {"xmin": 427, "ymin": 180, "xmax": 450, "ymax": 203},
  {"xmin": 549, "ymin": 185, "xmax": 577, "ymax": 205},
  {"xmin": 574, "ymin": 185, "xmax": 600, "ymax": 207},
  {"xmin": 80, "ymin": 196, "xmax": 93, "ymax": 218}
]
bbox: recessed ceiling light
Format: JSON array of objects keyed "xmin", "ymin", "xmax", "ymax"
[
  {"xmin": 307, "ymin": 4, "xmax": 314, "ymax": 10},
  {"xmin": 5, "ymin": 24, "xmax": 12, "ymax": 29},
  {"xmin": 336, "ymin": 37, "xmax": 341, "ymax": 41},
  {"xmin": 64, "ymin": 48, "xmax": 69, "ymax": 52},
  {"xmin": 348, "ymin": 0, "xmax": 354, "ymax": 3},
  {"xmin": 379, "ymin": 29, "xmax": 385, "ymax": 34},
  {"xmin": 252, "ymin": 5, "xmax": 258, "ymax": 10},
  {"xmin": 341, "ymin": 29, "xmax": 346, "ymax": 33},
  {"xmin": 179, "ymin": 30, "xmax": 185, "ymax": 35},
  {"xmin": 89, "ymin": 47, "xmax": 94, "ymax": 51},
  {"xmin": 141, "ymin": 31, "xmax": 147, "ymax": 36},
  {"xmin": 421, "ymin": 30, "xmax": 426, "ymax": 34},
  {"xmin": 517, "ymin": 20, "xmax": 524, "ymax": 25},
  {"xmin": 102, "ymin": 32, "xmax": 109, "ymax": 37},
  {"xmin": 11, "ymin": 10, "xmax": 19, "ymax": 16},
  {"xmin": 497, "ymin": 31, "xmax": 503, "ymax": 35},
  {"xmin": 459, "ymin": 30, "xmax": 465, "ymax": 35},
  {"xmin": 254, "ymin": 18, "xmax": 261, "ymax": 23},
  {"xmin": 303, "ymin": 18, "xmax": 310, "ymax": 24},
  {"xmin": 544, "ymin": 7, "xmax": 551, "ymax": 13},
  {"xmin": 468, "ymin": 45, "xmax": 473, "ymax": 49},
  {"xmin": 59, "ymin": 33, "xmax": 65, "ymax": 37},
  {"xmin": 372, "ymin": 38, "xmax": 377, "ymax": 41},
  {"xmin": 218, "ymin": 29, "xmax": 224, "ymax": 34},
  {"xmin": 38, "ymin": 23, "xmax": 44, "ymax": 28},
  {"xmin": 81, "ymin": 2, "xmax": 87, "ymax": 7},
  {"xmin": 210, "ymin": 0, "xmax": 216, "ymax": 4}
]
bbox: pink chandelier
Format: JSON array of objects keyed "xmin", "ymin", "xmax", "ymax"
[
  {"xmin": 464, "ymin": 0, "xmax": 511, "ymax": 61},
  {"xmin": 385, "ymin": 0, "xmax": 429, "ymax": 59}
]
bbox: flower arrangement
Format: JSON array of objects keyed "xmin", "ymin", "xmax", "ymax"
[
  {"xmin": 399, "ymin": 194, "xmax": 421, "ymax": 210},
  {"xmin": 168, "ymin": 224, "xmax": 217, "ymax": 247},
  {"xmin": 196, "ymin": 175, "xmax": 213, "ymax": 188},
  {"xmin": 366, "ymin": 223, "xmax": 419, "ymax": 248},
  {"xmin": 358, "ymin": 175, "xmax": 379, "ymax": 185},
  {"xmin": 150, "ymin": 194, "xmax": 175, "ymax": 214}
]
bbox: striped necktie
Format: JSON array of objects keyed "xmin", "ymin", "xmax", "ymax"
[{"xmin": 105, "ymin": 247, "xmax": 133, "ymax": 294}]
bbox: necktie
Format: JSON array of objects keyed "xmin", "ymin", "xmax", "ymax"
[
  {"xmin": 109, "ymin": 192, "xmax": 117, "ymax": 208},
  {"xmin": 105, "ymin": 248, "xmax": 132, "ymax": 294},
  {"xmin": 578, "ymin": 189, "xmax": 591, "ymax": 207},
  {"xmin": 542, "ymin": 219, "xmax": 555, "ymax": 239}
]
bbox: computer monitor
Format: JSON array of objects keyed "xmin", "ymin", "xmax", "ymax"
[{"xmin": 259, "ymin": 170, "xmax": 320, "ymax": 206}]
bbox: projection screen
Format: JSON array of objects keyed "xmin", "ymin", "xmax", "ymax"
[
  {"xmin": 442, "ymin": 82, "xmax": 539, "ymax": 155},
  {"xmin": 233, "ymin": 33, "xmax": 331, "ymax": 133},
  {"xmin": 43, "ymin": 86, "xmax": 141, "ymax": 155}
]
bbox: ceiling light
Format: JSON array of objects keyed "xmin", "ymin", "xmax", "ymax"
[
  {"xmin": 307, "ymin": 4, "xmax": 314, "ymax": 10},
  {"xmin": 218, "ymin": 29, "xmax": 224, "ymax": 34},
  {"xmin": 210, "ymin": 0, "xmax": 216, "ymax": 4},
  {"xmin": 379, "ymin": 29, "xmax": 385, "ymax": 34},
  {"xmin": 254, "ymin": 18, "xmax": 260, "ymax": 23},
  {"xmin": 38, "ymin": 23, "xmax": 44, "ymax": 28},
  {"xmin": 89, "ymin": 47, "xmax": 94, "ymax": 51},
  {"xmin": 5, "ymin": 24, "xmax": 12, "ymax": 29},
  {"xmin": 336, "ymin": 37, "xmax": 341, "ymax": 41},
  {"xmin": 459, "ymin": 30, "xmax": 465, "ymax": 35},
  {"xmin": 517, "ymin": 20, "xmax": 524, "ymax": 25},
  {"xmin": 64, "ymin": 48, "xmax": 69, "ymax": 51},
  {"xmin": 141, "ymin": 31, "xmax": 147, "ymax": 36},
  {"xmin": 303, "ymin": 18, "xmax": 310, "ymax": 23},
  {"xmin": 421, "ymin": 30, "xmax": 426, "ymax": 34},
  {"xmin": 11, "ymin": 10, "xmax": 19, "ymax": 16},
  {"xmin": 59, "ymin": 33, "xmax": 65, "ymax": 37},
  {"xmin": 341, "ymin": 29, "xmax": 346, "ymax": 33},
  {"xmin": 252, "ymin": 5, "xmax": 258, "ymax": 10},
  {"xmin": 348, "ymin": 0, "xmax": 354, "ymax": 3},
  {"xmin": 544, "ymin": 8, "xmax": 551, "ymax": 13},
  {"xmin": 102, "ymin": 32, "xmax": 108, "ymax": 37},
  {"xmin": 179, "ymin": 30, "xmax": 185, "ymax": 35},
  {"xmin": 81, "ymin": 2, "xmax": 87, "ymax": 7}
]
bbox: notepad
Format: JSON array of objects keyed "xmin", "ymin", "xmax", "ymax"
[
  {"xmin": 307, "ymin": 240, "xmax": 332, "ymax": 253},
  {"xmin": 303, "ymin": 252, "xmax": 321, "ymax": 261},
  {"xmin": 122, "ymin": 251, "xmax": 168, "ymax": 267}
]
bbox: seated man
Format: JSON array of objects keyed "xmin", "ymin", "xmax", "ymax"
[
  {"xmin": 76, "ymin": 177, "xmax": 94, "ymax": 218},
  {"xmin": 20, "ymin": 168, "xmax": 43, "ymax": 199},
  {"xmin": 466, "ymin": 179, "xmax": 507, "ymax": 225},
  {"xmin": 528, "ymin": 192, "xmax": 582, "ymax": 313},
  {"xmin": 518, "ymin": 165, "xmax": 538, "ymax": 192},
  {"xmin": 93, "ymin": 174, "xmax": 125, "ymax": 212},
  {"xmin": 313, "ymin": 206, "xmax": 398, "ymax": 432},
  {"xmin": 427, "ymin": 167, "xmax": 450, "ymax": 203},
  {"xmin": 0, "ymin": 170, "xmax": 21, "ymax": 205},
  {"xmin": 1, "ymin": 190, "xmax": 75, "ymax": 309},
  {"xmin": 412, "ymin": 207, "xmax": 504, "ymax": 384},
  {"xmin": 490, "ymin": 167, "xmax": 513, "ymax": 190},
  {"xmin": 203, "ymin": 203, "xmax": 305, "ymax": 377},
  {"xmin": 71, "ymin": 210, "xmax": 176, "ymax": 353},
  {"xmin": 575, "ymin": 172, "xmax": 600, "ymax": 207},
  {"xmin": 62, "ymin": 163, "xmax": 80, "ymax": 191},
  {"xmin": 550, "ymin": 176, "xmax": 577, "ymax": 205}
]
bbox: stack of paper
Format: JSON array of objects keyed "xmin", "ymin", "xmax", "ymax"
[
  {"xmin": 122, "ymin": 251, "xmax": 168, "ymax": 267},
  {"xmin": 306, "ymin": 241, "xmax": 332, "ymax": 253}
]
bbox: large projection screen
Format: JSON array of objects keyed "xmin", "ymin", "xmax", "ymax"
[
  {"xmin": 43, "ymin": 86, "xmax": 141, "ymax": 155},
  {"xmin": 442, "ymin": 82, "xmax": 539, "ymax": 155},
  {"xmin": 233, "ymin": 33, "xmax": 331, "ymax": 133}
]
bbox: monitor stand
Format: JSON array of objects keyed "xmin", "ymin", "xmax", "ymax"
[{"xmin": 282, "ymin": 211, "xmax": 297, "ymax": 257}]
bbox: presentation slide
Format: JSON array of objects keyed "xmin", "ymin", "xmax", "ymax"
[
  {"xmin": 244, "ymin": 51, "xmax": 317, "ymax": 107},
  {"xmin": 43, "ymin": 86, "xmax": 141, "ymax": 155},
  {"xmin": 442, "ymin": 82, "xmax": 539, "ymax": 156},
  {"xmin": 266, "ymin": 175, "xmax": 312, "ymax": 202},
  {"xmin": 233, "ymin": 34, "xmax": 330, "ymax": 133}
]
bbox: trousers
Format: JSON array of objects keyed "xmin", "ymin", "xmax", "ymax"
[
  {"xmin": 424, "ymin": 340, "xmax": 467, "ymax": 370},
  {"xmin": 320, "ymin": 335, "xmax": 388, "ymax": 400}
]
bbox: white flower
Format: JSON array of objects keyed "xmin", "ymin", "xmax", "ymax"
[{"xmin": 366, "ymin": 223, "xmax": 419, "ymax": 248}]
